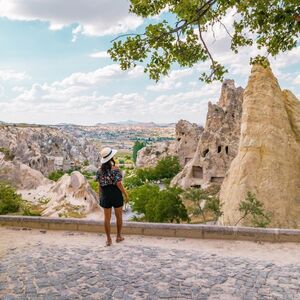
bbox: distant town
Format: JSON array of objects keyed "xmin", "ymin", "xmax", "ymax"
[{"xmin": 0, "ymin": 120, "xmax": 176, "ymax": 151}]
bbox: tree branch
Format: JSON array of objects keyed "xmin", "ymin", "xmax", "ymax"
[
  {"xmin": 111, "ymin": 33, "xmax": 145, "ymax": 43},
  {"xmin": 198, "ymin": 22, "xmax": 215, "ymax": 64}
]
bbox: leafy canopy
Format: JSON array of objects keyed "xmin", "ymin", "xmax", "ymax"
[
  {"xmin": 109, "ymin": 0, "xmax": 300, "ymax": 82},
  {"xmin": 129, "ymin": 184, "xmax": 189, "ymax": 223}
]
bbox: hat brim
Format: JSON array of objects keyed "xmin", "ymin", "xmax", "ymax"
[{"xmin": 101, "ymin": 149, "xmax": 117, "ymax": 164}]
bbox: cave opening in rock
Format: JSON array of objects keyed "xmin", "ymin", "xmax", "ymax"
[
  {"xmin": 225, "ymin": 146, "xmax": 229, "ymax": 154},
  {"xmin": 192, "ymin": 166, "xmax": 203, "ymax": 178},
  {"xmin": 191, "ymin": 185, "xmax": 201, "ymax": 188},
  {"xmin": 203, "ymin": 149, "xmax": 209, "ymax": 157},
  {"xmin": 211, "ymin": 177, "xmax": 224, "ymax": 183},
  {"xmin": 185, "ymin": 157, "xmax": 192, "ymax": 164},
  {"xmin": 217, "ymin": 146, "xmax": 222, "ymax": 153}
]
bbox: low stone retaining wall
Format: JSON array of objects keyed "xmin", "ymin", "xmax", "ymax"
[{"xmin": 0, "ymin": 215, "xmax": 299, "ymax": 242}]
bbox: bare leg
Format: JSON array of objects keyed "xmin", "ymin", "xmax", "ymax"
[
  {"xmin": 114, "ymin": 207, "xmax": 124, "ymax": 242},
  {"xmin": 104, "ymin": 208, "xmax": 112, "ymax": 246}
]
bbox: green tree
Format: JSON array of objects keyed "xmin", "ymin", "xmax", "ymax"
[
  {"xmin": 109, "ymin": 0, "xmax": 299, "ymax": 83},
  {"xmin": 0, "ymin": 182, "xmax": 22, "ymax": 214},
  {"xmin": 129, "ymin": 184, "xmax": 188, "ymax": 223},
  {"xmin": 183, "ymin": 186, "xmax": 223, "ymax": 223},
  {"xmin": 183, "ymin": 188, "xmax": 208, "ymax": 221},
  {"xmin": 154, "ymin": 156, "xmax": 181, "ymax": 179},
  {"xmin": 129, "ymin": 184, "xmax": 160, "ymax": 215},
  {"xmin": 148, "ymin": 186, "xmax": 189, "ymax": 223},
  {"xmin": 132, "ymin": 141, "xmax": 146, "ymax": 163},
  {"xmin": 236, "ymin": 191, "xmax": 272, "ymax": 227}
]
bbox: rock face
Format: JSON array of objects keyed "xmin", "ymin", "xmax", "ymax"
[
  {"xmin": 0, "ymin": 153, "xmax": 102, "ymax": 219},
  {"xmin": 136, "ymin": 141, "xmax": 177, "ymax": 168},
  {"xmin": 0, "ymin": 152, "xmax": 52, "ymax": 189},
  {"xmin": 220, "ymin": 65, "xmax": 300, "ymax": 228},
  {"xmin": 0, "ymin": 125, "xmax": 100, "ymax": 175},
  {"xmin": 136, "ymin": 120, "xmax": 202, "ymax": 168},
  {"xmin": 42, "ymin": 171, "xmax": 102, "ymax": 219},
  {"xmin": 175, "ymin": 120, "xmax": 203, "ymax": 167},
  {"xmin": 172, "ymin": 80, "xmax": 243, "ymax": 188}
]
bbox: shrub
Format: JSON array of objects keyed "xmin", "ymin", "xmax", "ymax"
[
  {"xmin": 48, "ymin": 170, "xmax": 65, "ymax": 181},
  {"xmin": 123, "ymin": 175, "xmax": 144, "ymax": 189},
  {"xmin": 21, "ymin": 202, "xmax": 42, "ymax": 216},
  {"xmin": 236, "ymin": 192, "xmax": 272, "ymax": 227},
  {"xmin": 129, "ymin": 184, "xmax": 188, "ymax": 223},
  {"xmin": 88, "ymin": 179, "xmax": 99, "ymax": 193},
  {"xmin": 0, "ymin": 182, "xmax": 22, "ymax": 214},
  {"xmin": 0, "ymin": 147, "xmax": 15, "ymax": 161}
]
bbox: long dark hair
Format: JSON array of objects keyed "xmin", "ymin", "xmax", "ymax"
[{"xmin": 101, "ymin": 158, "xmax": 115, "ymax": 175}]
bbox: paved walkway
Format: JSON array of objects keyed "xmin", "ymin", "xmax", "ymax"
[{"xmin": 0, "ymin": 227, "xmax": 299, "ymax": 299}]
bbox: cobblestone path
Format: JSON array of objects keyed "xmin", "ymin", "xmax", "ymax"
[{"xmin": 0, "ymin": 230, "xmax": 300, "ymax": 299}]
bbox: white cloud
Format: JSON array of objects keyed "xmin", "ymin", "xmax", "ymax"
[
  {"xmin": 54, "ymin": 64, "xmax": 144, "ymax": 87},
  {"xmin": 89, "ymin": 51, "xmax": 110, "ymax": 58},
  {"xmin": 0, "ymin": 0, "xmax": 143, "ymax": 38},
  {"xmin": 147, "ymin": 68, "xmax": 194, "ymax": 92},
  {"xmin": 293, "ymin": 74, "xmax": 300, "ymax": 85},
  {"xmin": 2, "ymin": 64, "xmax": 146, "ymax": 117},
  {"xmin": 0, "ymin": 69, "xmax": 29, "ymax": 81}
]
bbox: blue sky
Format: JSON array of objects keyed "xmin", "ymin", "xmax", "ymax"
[{"xmin": 0, "ymin": 0, "xmax": 299, "ymax": 125}]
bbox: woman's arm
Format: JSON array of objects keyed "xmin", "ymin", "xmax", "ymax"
[{"xmin": 116, "ymin": 181, "xmax": 129, "ymax": 203}]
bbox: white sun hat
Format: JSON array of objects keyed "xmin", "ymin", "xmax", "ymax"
[{"xmin": 100, "ymin": 147, "xmax": 118, "ymax": 164}]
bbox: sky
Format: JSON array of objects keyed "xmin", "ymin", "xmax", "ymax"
[{"xmin": 0, "ymin": 0, "xmax": 299, "ymax": 126}]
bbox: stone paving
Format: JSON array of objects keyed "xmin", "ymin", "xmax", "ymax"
[{"xmin": 0, "ymin": 230, "xmax": 300, "ymax": 299}]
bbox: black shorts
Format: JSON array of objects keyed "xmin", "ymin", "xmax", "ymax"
[{"xmin": 100, "ymin": 185, "xmax": 124, "ymax": 209}]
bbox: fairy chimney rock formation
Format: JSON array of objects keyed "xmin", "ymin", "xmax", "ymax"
[
  {"xmin": 136, "ymin": 120, "xmax": 202, "ymax": 168},
  {"xmin": 135, "ymin": 141, "xmax": 177, "ymax": 168},
  {"xmin": 175, "ymin": 120, "xmax": 203, "ymax": 167},
  {"xmin": 220, "ymin": 65, "xmax": 300, "ymax": 228},
  {"xmin": 172, "ymin": 79, "xmax": 243, "ymax": 188}
]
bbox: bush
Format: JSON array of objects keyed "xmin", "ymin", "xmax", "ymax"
[
  {"xmin": 0, "ymin": 147, "xmax": 15, "ymax": 161},
  {"xmin": 123, "ymin": 175, "xmax": 144, "ymax": 189},
  {"xmin": 88, "ymin": 179, "xmax": 99, "ymax": 193},
  {"xmin": 125, "ymin": 156, "xmax": 181, "ymax": 189},
  {"xmin": 129, "ymin": 184, "xmax": 188, "ymax": 223},
  {"xmin": 0, "ymin": 182, "xmax": 22, "ymax": 214},
  {"xmin": 48, "ymin": 170, "xmax": 65, "ymax": 181},
  {"xmin": 21, "ymin": 202, "xmax": 42, "ymax": 216}
]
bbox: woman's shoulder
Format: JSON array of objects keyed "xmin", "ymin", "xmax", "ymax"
[{"xmin": 111, "ymin": 166, "xmax": 120, "ymax": 171}]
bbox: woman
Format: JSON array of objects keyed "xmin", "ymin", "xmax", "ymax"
[{"xmin": 96, "ymin": 147, "xmax": 129, "ymax": 246}]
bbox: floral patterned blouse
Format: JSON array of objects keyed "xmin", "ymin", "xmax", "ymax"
[{"xmin": 96, "ymin": 168, "xmax": 123, "ymax": 187}]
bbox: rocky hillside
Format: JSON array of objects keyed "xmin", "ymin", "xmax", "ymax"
[
  {"xmin": 0, "ymin": 152, "xmax": 102, "ymax": 219},
  {"xmin": 172, "ymin": 79, "xmax": 243, "ymax": 188},
  {"xmin": 0, "ymin": 125, "xmax": 100, "ymax": 175},
  {"xmin": 220, "ymin": 65, "xmax": 300, "ymax": 228}
]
